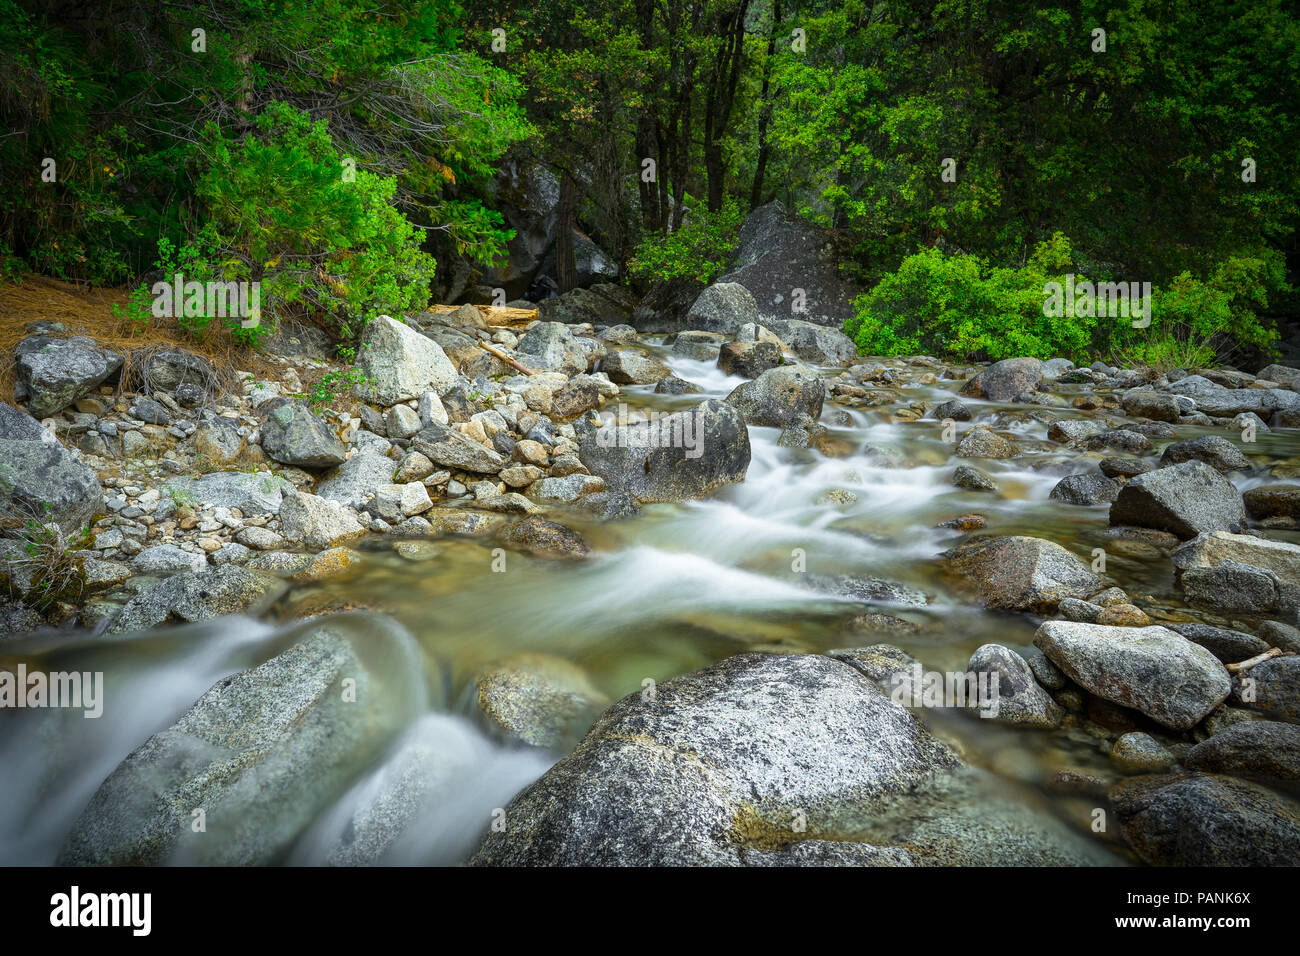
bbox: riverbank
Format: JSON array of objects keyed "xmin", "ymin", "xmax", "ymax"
[{"xmin": 2, "ymin": 277, "xmax": 1299, "ymax": 866}]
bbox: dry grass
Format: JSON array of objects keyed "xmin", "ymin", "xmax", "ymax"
[{"xmin": 0, "ymin": 274, "xmax": 280, "ymax": 404}]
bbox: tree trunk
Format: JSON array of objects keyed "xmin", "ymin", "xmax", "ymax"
[{"xmin": 555, "ymin": 173, "xmax": 578, "ymax": 294}]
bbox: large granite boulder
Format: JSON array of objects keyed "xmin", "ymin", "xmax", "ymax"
[
  {"xmin": 0, "ymin": 402, "xmax": 103, "ymax": 534},
  {"xmin": 355, "ymin": 314, "xmax": 458, "ymax": 404},
  {"xmin": 1109, "ymin": 461, "xmax": 1246, "ymax": 539},
  {"xmin": 940, "ymin": 536, "xmax": 1101, "ymax": 612},
  {"xmin": 16, "ymin": 335, "xmax": 122, "ymax": 418}
]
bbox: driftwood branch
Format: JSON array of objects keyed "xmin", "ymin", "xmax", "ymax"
[
  {"xmin": 1226, "ymin": 647, "xmax": 1284, "ymax": 673},
  {"xmin": 478, "ymin": 341, "xmax": 536, "ymax": 376}
]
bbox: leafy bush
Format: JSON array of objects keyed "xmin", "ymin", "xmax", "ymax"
[
  {"xmin": 847, "ymin": 234, "xmax": 1283, "ymax": 365},
  {"xmin": 629, "ymin": 198, "xmax": 743, "ymax": 284},
  {"xmin": 196, "ymin": 102, "xmax": 436, "ymax": 339}
]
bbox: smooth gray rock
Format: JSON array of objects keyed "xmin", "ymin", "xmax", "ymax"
[
  {"xmin": 163, "ymin": 471, "xmax": 284, "ymax": 515},
  {"xmin": 1110, "ymin": 732, "xmax": 1174, "ymax": 773},
  {"xmin": 1180, "ymin": 560, "xmax": 1280, "ymax": 613},
  {"xmin": 0, "ymin": 403, "xmax": 103, "ymax": 534},
  {"xmin": 941, "ymin": 535, "xmax": 1101, "ymax": 612},
  {"xmin": 16, "ymin": 335, "xmax": 122, "ymax": 418},
  {"xmin": 132, "ymin": 544, "xmax": 207, "ymax": 575},
  {"xmin": 1034, "ymin": 621, "xmax": 1231, "ymax": 729},
  {"xmin": 1170, "ymin": 623, "xmax": 1269, "ymax": 663},
  {"xmin": 1109, "ymin": 461, "xmax": 1246, "ymax": 539},
  {"xmin": 724, "ymin": 365, "xmax": 825, "ymax": 427},
  {"xmin": 576, "ymin": 399, "xmax": 750, "ymax": 503},
  {"xmin": 602, "ymin": 348, "xmax": 671, "ymax": 385},
  {"xmin": 59, "ymin": 625, "xmax": 421, "ymax": 864},
  {"xmin": 316, "ymin": 450, "xmax": 399, "ymax": 509},
  {"xmin": 515, "ymin": 322, "xmax": 589, "ymax": 376},
  {"xmin": 259, "ymin": 399, "xmax": 347, "ymax": 469},
  {"xmin": 475, "ymin": 655, "xmax": 611, "ymax": 750},
  {"xmin": 763, "ymin": 318, "xmax": 858, "ymax": 365}
]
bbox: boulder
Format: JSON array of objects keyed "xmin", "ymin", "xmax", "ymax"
[
  {"xmin": 630, "ymin": 276, "xmax": 707, "ymax": 334},
  {"xmin": 140, "ymin": 350, "xmax": 213, "ymax": 392},
  {"xmin": 16, "ymin": 335, "xmax": 122, "ymax": 418},
  {"xmin": 1109, "ymin": 461, "xmax": 1246, "ymax": 539},
  {"xmin": 1234, "ymin": 655, "xmax": 1300, "ymax": 721},
  {"xmin": 762, "ymin": 318, "xmax": 857, "ymax": 365},
  {"xmin": 58, "ymin": 624, "xmax": 422, "ymax": 865},
  {"xmin": 941, "ymin": 536, "xmax": 1101, "ymax": 612},
  {"xmin": 670, "ymin": 330, "xmax": 726, "ymax": 361},
  {"xmin": 162, "ymin": 471, "xmax": 283, "ymax": 516},
  {"xmin": 1120, "ymin": 389, "xmax": 1181, "ymax": 423},
  {"xmin": 279, "ymin": 488, "xmax": 366, "ymax": 550},
  {"xmin": 967, "ymin": 644, "xmax": 1063, "ymax": 728},
  {"xmin": 316, "ymin": 449, "xmax": 401, "ymax": 509},
  {"xmin": 106, "ymin": 565, "xmax": 286, "ymax": 635},
  {"xmin": 1049, "ymin": 472, "xmax": 1119, "ymax": 505},
  {"xmin": 1180, "ymin": 561, "xmax": 1280, "ymax": 613},
  {"xmin": 577, "ymin": 399, "xmax": 750, "ymax": 503},
  {"xmin": 1244, "ymin": 485, "xmax": 1300, "ymax": 519},
  {"xmin": 684, "ymin": 282, "xmax": 760, "ymax": 335},
  {"xmin": 959, "ymin": 358, "xmax": 1043, "ymax": 403},
  {"xmin": 258, "ymin": 399, "xmax": 347, "ymax": 469},
  {"xmin": 515, "ymin": 322, "xmax": 590, "ymax": 376},
  {"xmin": 0, "ymin": 403, "xmax": 103, "ymax": 534},
  {"xmin": 955, "ymin": 425, "xmax": 1017, "ymax": 459},
  {"xmin": 410, "ymin": 423, "xmax": 505, "ymax": 474},
  {"xmin": 1110, "ymin": 773, "xmax": 1300, "ymax": 866},
  {"xmin": 469, "ymin": 654, "xmax": 960, "ymax": 866},
  {"xmin": 1159, "ymin": 435, "xmax": 1252, "ymax": 473},
  {"xmin": 475, "ymin": 654, "xmax": 610, "ymax": 749},
  {"xmin": 715, "ymin": 200, "xmax": 860, "ymax": 328},
  {"xmin": 717, "ymin": 341, "xmax": 783, "ymax": 378},
  {"xmin": 1171, "ymin": 531, "xmax": 1300, "ymax": 608},
  {"xmin": 1186, "ymin": 721, "xmax": 1300, "ymax": 781},
  {"xmin": 724, "ymin": 366, "xmax": 825, "ymax": 427},
  {"xmin": 496, "ymin": 516, "xmax": 589, "ymax": 559},
  {"xmin": 1033, "ymin": 621, "xmax": 1231, "ymax": 729},
  {"xmin": 354, "ymin": 315, "xmax": 458, "ymax": 405},
  {"xmin": 602, "ymin": 348, "xmax": 671, "ymax": 385}
]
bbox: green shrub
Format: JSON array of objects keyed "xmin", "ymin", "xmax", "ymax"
[
  {"xmin": 196, "ymin": 101, "xmax": 437, "ymax": 339},
  {"xmin": 847, "ymin": 235, "xmax": 1283, "ymax": 366},
  {"xmin": 629, "ymin": 198, "xmax": 743, "ymax": 285}
]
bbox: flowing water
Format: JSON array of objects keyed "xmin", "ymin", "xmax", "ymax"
[{"xmin": 3, "ymin": 341, "xmax": 1298, "ymax": 865}]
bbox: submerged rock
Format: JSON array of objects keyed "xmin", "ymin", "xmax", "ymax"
[
  {"xmin": 59, "ymin": 624, "xmax": 423, "ymax": 865},
  {"xmin": 475, "ymin": 654, "xmax": 611, "ymax": 749}
]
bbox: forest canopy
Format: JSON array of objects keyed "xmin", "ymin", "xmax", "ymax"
[{"xmin": 2, "ymin": 0, "xmax": 1296, "ymax": 363}]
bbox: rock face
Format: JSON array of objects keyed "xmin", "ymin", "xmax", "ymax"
[
  {"xmin": 469, "ymin": 654, "xmax": 961, "ymax": 866},
  {"xmin": 724, "ymin": 366, "xmax": 825, "ymax": 427},
  {"xmin": 577, "ymin": 399, "xmax": 750, "ymax": 503},
  {"xmin": 258, "ymin": 399, "xmax": 347, "ymax": 468},
  {"xmin": 1033, "ymin": 622, "xmax": 1231, "ymax": 729},
  {"xmin": 714, "ymin": 201, "xmax": 859, "ymax": 329},
  {"xmin": 959, "ymin": 358, "xmax": 1043, "ymax": 402},
  {"xmin": 16, "ymin": 335, "xmax": 123, "ymax": 418},
  {"xmin": 1110, "ymin": 773, "xmax": 1300, "ymax": 866},
  {"xmin": 355, "ymin": 315, "xmax": 458, "ymax": 404},
  {"xmin": 1109, "ymin": 461, "xmax": 1246, "ymax": 539},
  {"xmin": 1171, "ymin": 531, "xmax": 1300, "ymax": 609},
  {"xmin": 941, "ymin": 536, "xmax": 1101, "ymax": 612},
  {"xmin": 684, "ymin": 282, "xmax": 760, "ymax": 334},
  {"xmin": 0, "ymin": 402, "xmax": 103, "ymax": 535},
  {"xmin": 59, "ymin": 626, "xmax": 422, "ymax": 865}
]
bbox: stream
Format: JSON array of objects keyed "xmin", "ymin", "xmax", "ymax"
[{"xmin": 3, "ymin": 340, "xmax": 1297, "ymax": 865}]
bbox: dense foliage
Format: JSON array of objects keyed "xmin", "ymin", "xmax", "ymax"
[{"xmin": 2, "ymin": 0, "xmax": 1297, "ymax": 361}]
